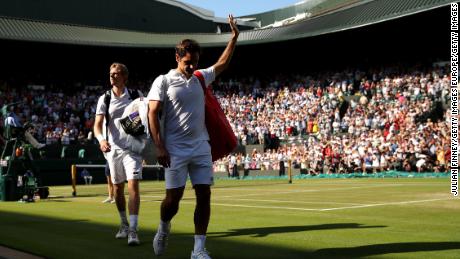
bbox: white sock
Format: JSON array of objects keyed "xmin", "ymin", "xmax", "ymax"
[
  {"xmin": 159, "ymin": 220, "xmax": 170, "ymax": 233},
  {"xmin": 193, "ymin": 235, "xmax": 206, "ymax": 253},
  {"xmin": 129, "ymin": 215, "xmax": 138, "ymax": 230},
  {"xmin": 119, "ymin": 211, "xmax": 128, "ymax": 226}
]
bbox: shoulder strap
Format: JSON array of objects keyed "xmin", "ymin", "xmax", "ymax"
[
  {"xmin": 128, "ymin": 89, "xmax": 140, "ymax": 100},
  {"xmin": 158, "ymin": 75, "xmax": 169, "ymax": 115},
  {"xmin": 159, "ymin": 75, "xmax": 168, "ymax": 139},
  {"xmin": 161, "ymin": 75, "xmax": 168, "ymax": 104},
  {"xmin": 194, "ymin": 70, "xmax": 206, "ymax": 92},
  {"xmin": 103, "ymin": 90, "xmax": 111, "ymax": 141}
]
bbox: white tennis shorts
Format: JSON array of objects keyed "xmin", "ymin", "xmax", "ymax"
[
  {"xmin": 165, "ymin": 141, "xmax": 213, "ymax": 189},
  {"xmin": 105, "ymin": 149, "xmax": 143, "ymax": 184}
]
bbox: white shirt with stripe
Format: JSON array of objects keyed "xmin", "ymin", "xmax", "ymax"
[{"xmin": 147, "ymin": 66, "xmax": 215, "ymax": 156}]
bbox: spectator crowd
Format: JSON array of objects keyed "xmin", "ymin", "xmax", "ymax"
[{"xmin": 0, "ymin": 64, "xmax": 452, "ymax": 174}]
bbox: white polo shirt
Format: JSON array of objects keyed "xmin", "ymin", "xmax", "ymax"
[
  {"xmin": 96, "ymin": 88, "xmax": 143, "ymax": 150},
  {"xmin": 147, "ymin": 66, "xmax": 215, "ymax": 155}
]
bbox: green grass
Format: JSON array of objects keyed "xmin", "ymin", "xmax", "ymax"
[{"xmin": 0, "ymin": 178, "xmax": 459, "ymax": 258}]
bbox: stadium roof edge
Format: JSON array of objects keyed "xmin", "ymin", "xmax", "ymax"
[
  {"xmin": 155, "ymin": 0, "xmax": 259, "ymax": 26},
  {"xmin": 0, "ymin": 0, "xmax": 452, "ymax": 48},
  {"xmin": 158, "ymin": 0, "xmax": 215, "ymax": 17}
]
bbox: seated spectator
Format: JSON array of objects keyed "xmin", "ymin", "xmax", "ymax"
[{"xmin": 81, "ymin": 168, "xmax": 93, "ymax": 185}]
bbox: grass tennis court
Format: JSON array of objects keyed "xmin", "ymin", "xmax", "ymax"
[{"xmin": 0, "ymin": 178, "xmax": 459, "ymax": 258}]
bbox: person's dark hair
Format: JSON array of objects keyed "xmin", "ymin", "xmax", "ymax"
[{"xmin": 175, "ymin": 39, "xmax": 201, "ymax": 58}]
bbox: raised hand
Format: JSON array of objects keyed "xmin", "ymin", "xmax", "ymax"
[{"xmin": 229, "ymin": 14, "xmax": 239, "ymax": 38}]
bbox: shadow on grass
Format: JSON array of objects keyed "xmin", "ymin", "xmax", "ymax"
[
  {"xmin": 43, "ymin": 199, "xmax": 71, "ymax": 202},
  {"xmin": 209, "ymin": 223, "xmax": 386, "ymax": 237},
  {"xmin": 48, "ymin": 194, "xmax": 104, "ymax": 199},
  {"xmin": 71, "ymin": 194, "xmax": 105, "ymax": 198},
  {"xmin": 0, "ymin": 210, "xmax": 317, "ymax": 259},
  {"xmin": 313, "ymin": 242, "xmax": 460, "ymax": 258},
  {"xmin": 0, "ymin": 211, "xmax": 458, "ymax": 259}
]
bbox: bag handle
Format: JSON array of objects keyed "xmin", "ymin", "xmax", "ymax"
[
  {"xmin": 194, "ymin": 70, "xmax": 206, "ymax": 92},
  {"xmin": 159, "ymin": 75, "xmax": 168, "ymax": 140},
  {"xmin": 104, "ymin": 90, "xmax": 111, "ymax": 141}
]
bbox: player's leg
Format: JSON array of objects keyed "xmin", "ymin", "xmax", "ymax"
[
  {"xmin": 153, "ymin": 154, "xmax": 188, "ymax": 255},
  {"xmin": 189, "ymin": 141, "xmax": 213, "ymax": 258},
  {"xmin": 108, "ymin": 150, "xmax": 129, "ymax": 239},
  {"xmin": 124, "ymin": 151, "xmax": 143, "ymax": 245}
]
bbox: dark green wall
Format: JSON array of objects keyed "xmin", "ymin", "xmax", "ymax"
[{"xmin": 0, "ymin": 0, "xmax": 219, "ymax": 33}]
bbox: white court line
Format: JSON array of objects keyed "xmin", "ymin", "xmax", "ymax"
[
  {"xmin": 141, "ymin": 200, "xmax": 321, "ymax": 211},
  {"xmin": 142, "ymin": 185, "xmax": 404, "ymax": 201},
  {"xmin": 217, "ymin": 184, "xmax": 407, "ymax": 199},
  {"xmin": 212, "ymin": 184, "xmax": 395, "ymax": 192},
  {"xmin": 216, "ymin": 182, "xmax": 446, "ymax": 190},
  {"xmin": 320, "ymin": 198, "xmax": 457, "ymax": 211},
  {"xmin": 65, "ymin": 194, "xmax": 456, "ymax": 213},
  {"xmin": 120, "ymin": 184, "xmax": 427, "ymax": 201},
  {"xmin": 138, "ymin": 197, "xmax": 457, "ymax": 212},
  {"xmin": 141, "ymin": 197, "xmax": 363, "ymax": 205},
  {"xmin": 215, "ymin": 198, "xmax": 363, "ymax": 206},
  {"xmin": 291, "ymin": 182, "xmax": 447, "ymax": 187},
  {"xmin": 50, "ymin": 182, "xmax": 444, "ymax": 192}
]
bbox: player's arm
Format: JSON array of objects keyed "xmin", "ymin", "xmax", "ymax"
[
  {"xmin": 94, "ymin": 114, "xmax": 111, "ymax": 152},
  {"xmin": 213, "ymin": 14, "xmax": 239, "ymax": 77},
  {"xmin": 148, "ymin": 100, "xmax": 170, "ymax": 167}
]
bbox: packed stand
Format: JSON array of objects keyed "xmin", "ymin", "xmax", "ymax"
[
  {"xmin": 0, "ymin": 81, "xmax": 152, "ymax": 148},
  {"xmin": 0, "ymin": 65, "xmax": 452, "ymax": 173},
  {"xmin": 214, "ymin": 65, "xmax": 451, "ymax": 174}
]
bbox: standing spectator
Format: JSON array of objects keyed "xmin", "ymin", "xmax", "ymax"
[
  {"xmin": 229, "ymin": 154, "xmax": 239, "ymax": 178},
  {"xmin": 243, "ymin": 154, "xmax": 251, "ymax": 177},
  {"xmin": 278, "ymin": 152, "xmax": 285, "ymax": 176}
]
